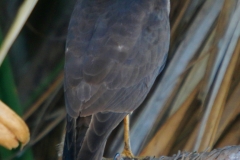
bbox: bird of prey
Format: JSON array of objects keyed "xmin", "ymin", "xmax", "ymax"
[{"xmin": 63, "ymin": 0, "xmax": 170, "ymax": 159}]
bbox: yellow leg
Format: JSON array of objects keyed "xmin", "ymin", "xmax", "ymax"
[{"xmin": 121, "ymin": 115, "xmax": 134, "ymax": 158}]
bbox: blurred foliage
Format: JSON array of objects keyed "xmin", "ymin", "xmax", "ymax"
[
  {"xmin": 0, "ymin": 27, "xmax": 33, "ymax": 160},
  {"xmin": 0, "ymin": 0, "xmax": 75, "ymax": 159}
]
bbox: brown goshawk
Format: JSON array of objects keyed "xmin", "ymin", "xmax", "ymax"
[{"xmin": 63, "ymin": 0, "xmax": 170, "ymax": 159}]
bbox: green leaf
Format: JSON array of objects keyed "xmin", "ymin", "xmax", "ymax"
[{"xmin": 0, "ymin": 26, "xmax": 33, "ymax": 160}]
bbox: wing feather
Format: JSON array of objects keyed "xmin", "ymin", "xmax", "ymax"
[{"xmin": 64, "ymin": 0, "xmax": 170, "ymax": 117}]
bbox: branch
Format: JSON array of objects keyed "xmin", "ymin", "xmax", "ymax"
[
  {"xmin": 0, "ymin": 0, "xmax": 38, "ymax": 66},
  {"xmin": 102, "ymin": 145, "xmax": 240, "ymax": 160}
]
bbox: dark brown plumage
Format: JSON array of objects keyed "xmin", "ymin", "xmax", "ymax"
[{"xmin": 63, "ymin": 0, "xmax": 170, "ymax": 159}]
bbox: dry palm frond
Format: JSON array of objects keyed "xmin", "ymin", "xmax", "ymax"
[{"xmin": 0, "ymin": 0, "xmax": 38, "ymax": 65}]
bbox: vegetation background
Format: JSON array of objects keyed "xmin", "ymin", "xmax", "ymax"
[{"xmin": 0, "ymin": 0, "xmax": 239, "ymax": 159}]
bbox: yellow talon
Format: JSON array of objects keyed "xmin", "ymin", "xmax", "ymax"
[{"xmin": 121, "ymin": 115, "xmax": 134, "ymax": 158}]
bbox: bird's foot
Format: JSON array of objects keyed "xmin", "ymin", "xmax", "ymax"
[{"xmin": 121, "ymin": 147, "xmax": 134, "ymax": 158}]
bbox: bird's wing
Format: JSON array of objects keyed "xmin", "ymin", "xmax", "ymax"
[{"xmin": 64, "ymin": 0, "xmax": 170, "ymax": 117}]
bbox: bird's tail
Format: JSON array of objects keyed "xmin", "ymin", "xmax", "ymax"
[
  {"xmin": 77, "ymin": 112, "xmax": 127, "ymax": 160},
  {"xmin": 63, "ymin": 114, "xmax": 91, "ymax": 160}
]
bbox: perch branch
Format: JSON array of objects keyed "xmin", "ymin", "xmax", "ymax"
[{"xmin": 102, "ymin": 145, "xmax": 240, "ymax": 160}]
